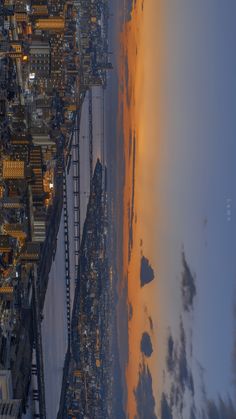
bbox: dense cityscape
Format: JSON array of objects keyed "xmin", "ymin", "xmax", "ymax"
[
  {"xmin": 0, "ymin": 0, "xmax": 116, "ymax": 417},
  {"xmin": 58, "ymin": 162, "xmax": 114, "ymax": 419}
]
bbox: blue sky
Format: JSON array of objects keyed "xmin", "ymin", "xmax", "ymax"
[
  {"xmin": 162, "ymin": 0, "xmax": 236, "ymax": 395},
  {"xmin": 116, "ymin": 0, "xmax": 236, "ymax": 416},
  {"xmin": 155, "ymin": 0, "xmax": 236, "ymax": 413}
]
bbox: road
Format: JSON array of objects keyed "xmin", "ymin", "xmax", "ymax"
[{"xmin": 9, "ymin": 7, "xmax": 25, "ymax": 105}]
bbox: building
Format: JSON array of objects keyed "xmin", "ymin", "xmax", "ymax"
[
  {"xmin": 14, "ymin": 12, "xmax": 28, "ymax": 22},
  {"xmin": 0, "ymin": 236, "xmax": 11, "ymax": 253},
  {"xmin": 0, "ymin": 399, "xmax": 21, "ymax": 417},
  {"xmin": 0, "ymin": 99, "xmax": 6, "ymax": 117},
  {"xmin": 0, "ymin": 286, "xmax": 14, "ymax": 295},
  {"xmin": 10, "ymin": 135, "xmax": 31, "ymax": 146},
  {"xmin": 3, "ymin": 224, "xmax": 27, "ymax": 241},
  {"xmin": 29, "ymin": 40, "xmax": 50, "ymax": 80},
  {"xmin": 0, "ymin": 370, "xmax": 13, "ymax": 399},
  {"xmin": 10, "ymin": 42, "xmax": 22, "ymax": 53},
  {"xmin": 49, "ymin": 33, "xmax": 65, "ymax": 89},
  {"xmin": 35, "ymin": 96, "xmax": 52, "ymax": 109},
  {"xmin": 2, "ymin": 161, "xmax": 25, "ymax": 179},
  {"xmin": 0, "ymin": 197, "xmax": 23, "ymax": 209},
  {"xmin": 10, "ymin": 135, "xmax": 31, "ymax": 162},
  {"xmin": 31, "ymin": 134, "xmax": 52, "ymax": 147},
  {"xmin": 0, "ymin": 5, "xmax": 14, "ymax": 16},
  {"xmin": 32, "ymin": 215, "xmax": 46, "ymax": 242},
  {"xmin": 35, "ymin": 17, "xmax": 65, "ymax": 31},
  {"xmin": 31, "ymin": 4, "xmax": 48, "ymax": 16},
  {"xmin": 8, "ymin": 51, "xmax": 22, "ymax": 59},
  {"xmin": 0, "ymin": 370, "xmax": 21, "ymax": 418},
  {"xmin": 19, "ymin": 242, "xmax": 40, "ymax": 261},
  {"xmin": 29, "ymin": 147, "xmax": 46, "ymax": 207}
]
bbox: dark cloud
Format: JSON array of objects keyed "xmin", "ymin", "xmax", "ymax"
[
  {"xmin": 128, "ymin": 302, "xmax": 133, "ymax": 321},
  {"xmin": 166, "ymin": 321, "xmax": 194, "ymax": 396},
  {"xmin": 163, "ymin": 301, "xmax": 236, "ymax": 419},
  {"xmin": 166, "ymin": 334, "xmax": 175, "ymax": 373},
  {"xmin": 178, "ymin": 320, "xmax": 195, "ymax": 395},
  {"xmin": 140, "ymin": 256, "xmax": 155, "ymax": 287},
  {"xmin": 195, "ymin": 357, "xmax": 236, "ymax": 419},
  {"xmin": 125, "ymin": 0, "xmax": 134, "ymax": 21},
  {"xmin": 190, "ymin": 405, "xmax": 197, "ymax": 419},
  {"xmin": 181, "ymin": 251, "xmax": 196, "ymax": 311},
  {"xmin": 149, "ymin": 316, "xmax": 154, "ymax": 332},
  {"xmin": 233, "ymin": 303, "xmax": 236, "ymax": 386},
  {"xmin": 206, "ymin": 397, "xmax": 236, "ymax": 419},
  {"xmin": 170, "ymin": 382, "xmax": 184, "ymax": 416},
  {"xmin": 118, "ymin": 277, "xmax": 129, "ymax": 365},
  {"xmin": 160, "ymin": 393, "xmax": 173, "ymax": 419},
  {"xmin": 178, "ymin": 320, "xmax": 188, "ymax": 392},
  {"xmin": 128, "ymin": 134, "xmax": 136, "ymax": 262},
  {"xmin": 134, "ymin": 362, "xmax": 157, "ymax": 419},
  {"xmin": 140, "ymin": 332, "xmax": 153, "ymax": 357}
]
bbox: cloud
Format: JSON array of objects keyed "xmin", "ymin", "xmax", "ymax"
[
  {"xmin": 140, "ymin": 256, "xmax": 155, "ymax": 287},
  {"xmin": 163, "ymin": 298, "xmax": 236, "ymax": 419},
  {"xmin": 134, "ymin": 362, "xmax": 157, "ymax": 419},
  {"xmin": 160, "ymin": 393, "xmax": 173, "ymax": 419},
  {"xmin": 178, "ymin": 320, "xmax": 189, "ymax": 392},
  {"xmin": 190, "ymin": 405, "xmax": 197, "ymax": 419},
  {"xmin": 149, "ymin": 316, "xmax": 154, "ymax": 332},
  {"xmin": 166, "ymin": 334, "xmax": 175, "ymax": 373},
  {"xmin": 200, "ymin": 306, "xmax": 236, "ymax": 418},
  {"xmin": 194, "ymin": 356, "xmax": 236, "ymax": 419},
  {"xmin": 232, "ymin": 302, "xmax": 236, "ymax": 386},
  {"xmin": 128, "ymin": 302, "xmax": 133, "ymax": 320},
  {"xmin": 181, "ymin": 251, "xmax": 196, "ymax": 311},
  {"xmin": 206, "ymin": 397, "xmax": 236, "ymax": 419},
  {"xmin": 128, "ymin": 133, "xmax": 136, "ymax": 262},
  {"xmin": 140, "ymin": 332, "xmax": 153, "ymax": 357},
  {"xmin": 165, "ymin": 321, "xmax": 194, "ymax": 397}
]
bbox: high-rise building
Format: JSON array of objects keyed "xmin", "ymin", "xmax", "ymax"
[
  {"xmin": 31, "ymin": 134, "xmax": 52, "ymax": 147},
  {"xmin": 20, "ymin": 242, "xmax": 40, "ymax": 261},
  {"xmin": 29, "ymin": 147, "xmax": 47, "ymax": 208},
  {"xmin": 0, "ymin": 399, "xmax": 21, "ymax": 417},
  {"xmin": 0, "ymin": 5, "xmax": 14, "ymax": 16},
  {"xmin": 10, "ymin": 135, "xmax": 31, "ymax": 146},
  {"xmin": 0, "ymin": 370, "xmax": 13, "ymax": 399},
  {"xmin": 14, "ymin": 12, "xmax": 28, "ymax": 22},
  {"xmin": 0, "ymin": 286, "xmax": 14, "ymax": 294},
  {"xmin": 0, "ymin": 235, "xmax": 11, "ymax": 253},
  {"xmin": 2, "ymin": 161, "xmax": 25, "ymax": 179},
  {"xmin": 3, "ymin": 223, "xmax": 27, "ymax": 240},
  {"xmin": 0, "ymin": 370, "xmax": 22, "ymax": 418},
  {"xmin": 0, "ymin": 197, "xmax": 23, "ymax": 209},
  {"xmin": 35, "ymin": 17, "xmax": 65, "ymax": 31},
  {"xmin": 32, "ymin": 215, "xmax": 46, "ymax": 242},
  {"xmin": 31, "ymin": 4, "xmax": 48, "ymax": 16},
  {"xmin": 29, "ymin": 40, "xmax": 50, "ymax": 79}
]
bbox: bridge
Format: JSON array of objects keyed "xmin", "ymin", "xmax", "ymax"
[
  {"xmin": 32, "ymin": 86, "xmax": 105, "ymax": 418},
  {"xmin": 31, "ymin": 266, "xmax": 47, "ymax": 419}
]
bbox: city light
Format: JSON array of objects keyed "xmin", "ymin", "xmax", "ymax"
[{"xmin": 0, "ymin": 1, "xmax": 112, "ymax": 416}]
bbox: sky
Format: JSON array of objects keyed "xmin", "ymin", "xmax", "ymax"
[{"xmin": 116, "ymin": 0, "xmax": 236, "ymax": 417}]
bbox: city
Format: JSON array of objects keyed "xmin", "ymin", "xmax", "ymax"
[{"xmin": 0, "ymin": 0, "xmax": 115, "ymax": 417}]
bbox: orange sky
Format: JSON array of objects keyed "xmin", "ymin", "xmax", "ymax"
[
  {"xmin": 118, "ymin": 0, "xmax": 168, "ymax": 416},
  {"xmin": 115, "ymin": 0, "xmax": 236, "ymax": 417}
]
